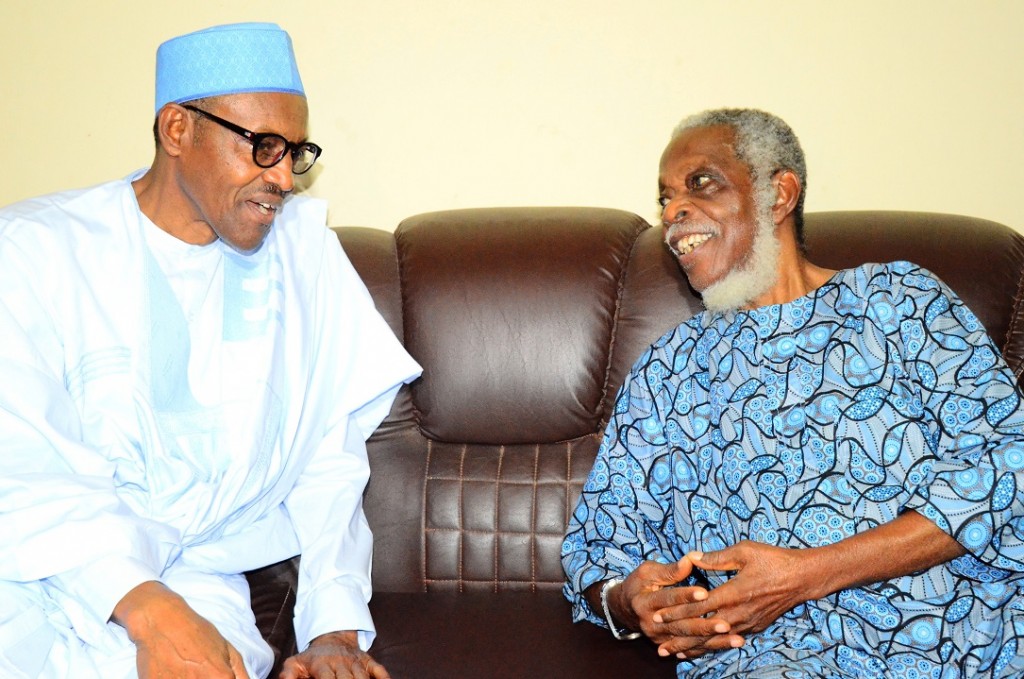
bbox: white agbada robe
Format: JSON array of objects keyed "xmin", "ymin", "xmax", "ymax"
[{"xmin": 0, "ymin": 172, "xmax": 421, "ymax": 678}]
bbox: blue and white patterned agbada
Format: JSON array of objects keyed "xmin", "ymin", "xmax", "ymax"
[{"xmin": 563, "ymin": 262, "xmax": 1024, "ymax": 677}]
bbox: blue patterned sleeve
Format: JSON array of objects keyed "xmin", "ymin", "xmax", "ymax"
[
  {"xmin": 896, "ymin": 266, "xmax": 1024, "ymax": 575},
  {"xmin": 561, "ymin": 336, "xmax": 691, "ymax": 625}
]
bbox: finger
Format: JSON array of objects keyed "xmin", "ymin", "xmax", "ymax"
[
  {"xmin": 228, "ymin": 647, "xmax": 251, "ymax": 679},
  {"xmin": 654, "ymin": 604, "xmax": 728, "ymax": 631},
  {"xmin": 658, "ymin": 631, "xmax": 745, "ymax": 659},
  {"xmin": 657, "ymin": 609, "xmax": 733, "ymax": 639},
  {"xmin": 665, "ymin": 557, "xmax": 695, "ymax": 582},
  {"xmin": 367, "ymin": 659, "xmax": 391, "ymax": 679},
  {"xmin": 310, "ymin": 664, "xmax": 338, "ymax": 679},
  {"xmin": 650, "ymin": 584, "xmax": 712, "ymax": 622},
  {"xmin": 690, "ymin": 576, "xmax": 755, "ymax": 617},
  {"xmin": 637, "ymin": 557, "xmax": 695, "ymax": 588},
  {"xmin": 277, "ymin": 657, "xmax": 303, "ymax": 679},
  {"xmin": 645, "ymin": 608, "xmax": 729, "ymax": 647},
  {"xmin": 689, "ymin": 548, "xmax": 742, "ymax": 572},
  {"xmin": 664, "ymin": 557, "xmax": 697, "ymax": 584}
]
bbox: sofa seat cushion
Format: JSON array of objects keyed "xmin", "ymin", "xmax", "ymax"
[{"xmin": 368, "ymin": 592, "xmax": 674, "ymax": 678}]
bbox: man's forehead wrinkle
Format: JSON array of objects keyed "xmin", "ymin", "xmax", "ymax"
[
  {"xmin": 660, "ymin": 127, "xmax": 744, "ymax": 190},
  {"xmin": 663, "ymin": 154, "xmax": 714, "ymax": 181}
]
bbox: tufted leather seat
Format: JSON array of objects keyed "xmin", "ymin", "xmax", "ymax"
[{"xmin": 247, "ymin": 208, "xmax": 1024, "ymax": 678}]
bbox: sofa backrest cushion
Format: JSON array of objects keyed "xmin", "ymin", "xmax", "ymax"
[
  {"xmin": 335, "ymin": 208, "xmax": 1024, "ymax": 593},
  {"xmin": 395, "ymin": 207, "xmax": 652, "ymax": 444}
]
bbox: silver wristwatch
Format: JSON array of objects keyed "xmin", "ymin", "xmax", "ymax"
[{"xmin": 600, "ymin": 577, "xmax": 642, "ymax": 641}]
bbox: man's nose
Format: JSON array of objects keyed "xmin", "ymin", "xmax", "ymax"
[
  {"xmin": 262, "ymin": 155, "xmax": 295, "ymax": 193},
  {"xmin": 662, "ymin": 197, "xmax": 689, "ymax": 224}
]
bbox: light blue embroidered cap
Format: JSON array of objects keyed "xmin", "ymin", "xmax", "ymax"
[{"xmin": 155, "ymin": 22, "xmax": 304, "ymax": 112}]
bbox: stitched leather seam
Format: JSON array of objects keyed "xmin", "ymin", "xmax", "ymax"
[
  {"xmin": 1005, "ymin": 255, "xmax": 1024, "ymax": 380},
  {"xmin": 597, "ymin": 217, "xmax": 650, "ymax": 422},
  {"xmin": 458, "ymin": 442, "xmax": 467, "ymax": 592},
  {"xmin": 422, "ymin": 476, "xmax": 580, "ymax": 484},
  {"xmin": 565, "ymin": 439, "xmax": 573, "ymax": 560},
  {"xmin": 423, "ymin": 578, "xmax": 564, "ymax": 584},
  {"xmin": 424, "ymin": 527, "xmax": 565, "ymax": 536},
  {"xmin": 493, "ymin": 443, "xmax": 505, "ymax": 592},
  {"xmin": 530, "ymin": 443, "xmax": 540, "ymax": 593},
  {"xmin": 266, "ymin": 584, "xmax": 294, "ymax": 649},
  {"xmin": 393, "ymin": 227, "xmax": 426, "ymax": 429},
  {"xmin": 421, "ymin": 439, "xmax": 432, "ymax": 593}
]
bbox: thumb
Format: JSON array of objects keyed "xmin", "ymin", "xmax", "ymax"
[
  {"xmin": 228, "ymin": 647, "xmax": 251, "ymax": 679},
  {"xmin": 688, "ymin": 546, "xmax": 742, "ymax": 573},
  {"xmin": 640, "ymin": 557, "xmax": 695, "ymax": 588},
  {"xmin": 277, "ymin": 656, "xmax": 303, "ymax": 679}
]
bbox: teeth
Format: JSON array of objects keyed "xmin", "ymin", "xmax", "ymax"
[
  {"xmin": 256, "ymin": 202, "xmax": 275, "ymax": 215},
  {"xmin": 675, "ymin": 233, "xmax": 712, "ymax": 255}
]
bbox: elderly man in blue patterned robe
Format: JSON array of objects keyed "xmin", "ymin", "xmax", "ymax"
[{"xmin": 562, "ymin": 108, "xmax": 1024, "ymax": 678}]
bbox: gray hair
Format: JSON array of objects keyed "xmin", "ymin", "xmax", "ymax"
[{"xmin": 672, "ymin": 108, "xmax": 807, "ymax": 245}]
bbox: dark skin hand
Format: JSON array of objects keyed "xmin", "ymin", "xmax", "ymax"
[
  {"xmin": 586, "ymin": 557, "xmax": 744, "ymax": 659},
  {"xmin": 279, "ymin": 631, "xmax": 391, "ymax": 679},
  {"xmin": 589, "ymin": 510, "xmax": 966, "ymax": 660}
]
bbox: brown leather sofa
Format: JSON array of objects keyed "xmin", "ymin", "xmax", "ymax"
[{"xmin": 246, "ymin": 207, "xmax": 1024, "ymax": 678}]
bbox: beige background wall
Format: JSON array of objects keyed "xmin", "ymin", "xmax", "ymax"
[{"xmin": 2, "ymin": 2, "xmax": 1021, "ymax": 231}]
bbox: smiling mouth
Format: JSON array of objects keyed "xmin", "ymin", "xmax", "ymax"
[
  {"xmin": 671, "ymin": 232, "xmax": 713, "ymax": 256},
  {"xmin": 253, "ymin": 201, "xmax": 278, "ymax": 216}
]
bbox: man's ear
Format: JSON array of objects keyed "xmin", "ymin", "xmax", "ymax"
[
  {"xmin": 771, "ymin": 170, "xmax": 801, "ymax": 226},
  {"xmin": 154, "ymin": 104, "xmax": 191, "ymax": 158}
]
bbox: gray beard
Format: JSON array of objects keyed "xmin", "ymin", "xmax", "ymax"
[{"xmin": 700, "ymin": 209, "xmax": 780, "ymax": 313}]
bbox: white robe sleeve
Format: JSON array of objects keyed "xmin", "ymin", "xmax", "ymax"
[
  {"xmin": 284, "ymin": 229, "xmax": 420, "ymax": 650},
  {"xmin": 0, "ymin": 236, "xmax": 177, "ymax": 644}
]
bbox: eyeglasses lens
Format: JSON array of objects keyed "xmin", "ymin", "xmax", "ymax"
[
  {"xmin": 291, "ymin": 148, "xmax": 315, "ymax": 174},
  {"xmin": 255, "ymin": 137, "xmax": 316, "ymax": 174},
  {"xmin": 255, "ymin": 137, "xmax": 286, "ymax": 168}
]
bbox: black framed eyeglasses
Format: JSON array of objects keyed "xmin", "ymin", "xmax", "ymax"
[{"xmin": 183, "ymin": 105, "xmax": 323, "ymax": 175}]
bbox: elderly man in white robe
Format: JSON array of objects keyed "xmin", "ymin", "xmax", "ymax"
[{"xmin": 0, "ymin": 23, "xmax": 421, "ymax": 679}]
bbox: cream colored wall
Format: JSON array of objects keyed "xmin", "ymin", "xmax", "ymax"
[{"xmin": 2, "ymin": 2, "xmax": 1022, "ymax": 231}]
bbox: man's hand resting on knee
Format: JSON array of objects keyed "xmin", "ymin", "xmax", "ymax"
[
  {"xmin": 586, "ymin": 557, "xmax": 744, "ymax": 661},
  {"xmin": 280, "ymin": 630, "xmax": 390, "ymax": 679},
  {"xmin": 112, "ymin": 580, "xmax": 249, "ymax": 679}
]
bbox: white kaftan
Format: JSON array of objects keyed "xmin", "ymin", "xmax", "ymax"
[{"xmin": 0, "ymin": 171, "xmax": 421, "ymax": 678}]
